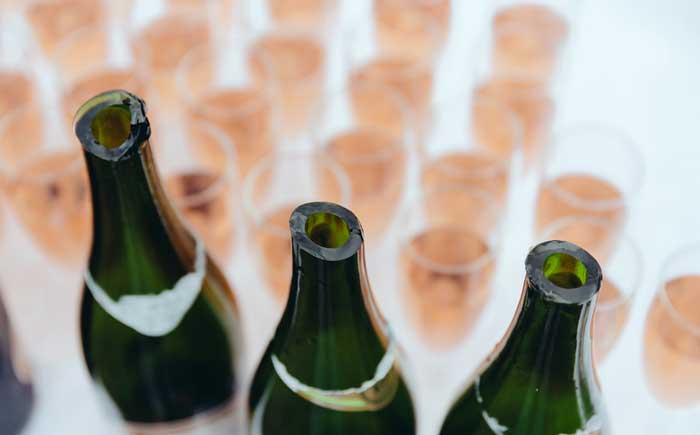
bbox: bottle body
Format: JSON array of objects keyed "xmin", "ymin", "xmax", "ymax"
[
  {"xmin": 440, "ymin": 241, "xmax": 609, "ymax": 435},
  {"xmin": 75, "ymin": 90, "xmax": 242, "ymax": 430},
  {"xmin": 0, "ymin": 290, "xmax": 33, "ymax": 435},
  {"xmin": 249, "ymin": 202, "xmax": 416, "ymax": 434}
]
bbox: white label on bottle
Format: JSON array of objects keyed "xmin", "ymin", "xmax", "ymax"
[
  {"xmin": 271, "ymin": 341, "xmax": 400, "ymax": 412},
  {"xmin": 84, "ymin": 240, "xmax": 206, "ymax": 337}
]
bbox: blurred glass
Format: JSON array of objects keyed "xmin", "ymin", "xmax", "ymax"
[
  {"xmin": 249, "ymin": 28, "xmax": 327, "ymax": 139},
  {"xmin": 0, "ymin": 104, "xmax": 89, "ymax": 366},
  {"xmin": 534, "ymin": 124, "xmax": 644, "ymax": 235},
  {"xmin": 473, "ymin": 76, "xmax": 553, "ymax": 171},
  {"xmin": 490, "ymin": 3, "xmax": 570, "ymax": 83},
  {"xmin": 177, "ymin": 44, "xmax": 275, "ymax": 177},
  {"xmin": 348, "ymin": 11, "xmax": 441, "ymax": 130},
  {"xmin": 0, "ymin": 104, "xmax": 89, "ymax": 267},
  {"xmin": 421, "ymin": 94, "xmax": 520, "ymax": 205},
  {"xmin": 313, "ymin": 82, "xmax": 410, "ymax": 240},
  {"xmin": 24, "ymin": 0, "xmax": 103, "ymax": 55},
  {"xmin": 267, "ymin": 0, "xmax": 337, "ymax": 30},
  {"xmin": 53, "ymin": 25, "xmax": 144, "ymax": 126},
  {"xmin": 644, "ymin": 244, "xmax": 700, "ymax": 409},
  {"xmin": 538, "ymin": 216, "xmax": 641, "ymax": 363},
  {"xmin": 157, "ymin": 121, "xmax": 238, "ymax": 266},
  {"xmin": 243, "ymin": 152, "xmax": 351, "ymax": 301},
  {"xmin": 0, "ymin": 69, "xmax": 35, "ymax": 120},
  {"xmin": 399, "ymin": 186, "xmax": 500, "ymax": 350},
  {"xmin": 374, "ymin": 0, "xmax": 451, "ymax": 47},
  {"xmin": 132, "ymin": 7, "xmax": 211, "ymax": 110}
]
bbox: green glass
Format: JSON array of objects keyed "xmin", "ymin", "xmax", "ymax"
[
  {"xmin": 249, "ymin": 202, "xmax": 417, "ymax": 435},
  {"xmin": 0, "ymin": 289, "xmax": 33, "ymax": 434},
  {"xmin": 440, "ymin": 240, "xmax": 609, "ymax": 435},
  {"xmin": 75, "ymin": 90, "xmax": 243, "ymax": 428}
]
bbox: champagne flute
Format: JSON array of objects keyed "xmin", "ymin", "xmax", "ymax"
[
  {"xmin": 535, "ymin": 124, "xmax": 644, "ymax": 234},
  {"xmin": 644, "ymin": 244, "xmax": 700, "ymax": 407},
  {"xmin": 266, "ymin": 0, "xmax": 338, "ymax": 30},
  {"xmin": 23, "ymin": 0, "xmax": 104, "ymax": 55},
  {"xmin": 312, "ymin": 82, "xmax": 410, "ymax": 241},
  {"xmin": 373, "ymin": 0, "xmax": 451, "ymax": 48},
  {"xmin": 155, "ymin": 121, "xmax": 238, "ymax": 267},
  {"xmin": 242, "ymin": 152, "xmax": 351, "ymax": 302},
  {"xmin": 0, "ymin": 104, "xmax": 89, "ymax": 364},
  {"xmin": 421, "ymin": 94, "xmax": 520, "ymax": 205},
  {"xmin": 177, "ymin": 43, "xmax": 276, "ymax": 177},
  {"xmin": 131, "ymin": 6, "xmax": 211, "ymax": 112},
  {"xmin": 399, "ymin": 185, "xmax": 501, "ymax": 349},
  {"xmin": 489, "ymin": 2, "xmax": 572, "ymax": 83},
  {"xmin": 249, "ymin": 28, "xmax": 327, "ymax": 140},
  {"xmin": 347, "ymin": 10, "xmax": 442, "ymax": 131},
  {"xmin": 538, "ymin": 216, "xmax": 642, "ymax": 363},
  {"xmin": 53, "ymin": 25, "xmax": 144, "ymax": 127}
]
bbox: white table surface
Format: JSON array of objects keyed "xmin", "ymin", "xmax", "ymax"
[{"xmin": 1, "ymin": 0, "xmax": 699, "ymax": 434}]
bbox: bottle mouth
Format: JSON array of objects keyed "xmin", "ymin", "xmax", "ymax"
[
  {"xmin": 74, "ymin": 89, "xmax": 150, "ymax": 161},
  {"xmin": 526, "ymin": 240, "xmax": 602, "ymax": 304},
  {"xmin": 290, "ymin": 202, "xmax": 363, "ymax": 261}
]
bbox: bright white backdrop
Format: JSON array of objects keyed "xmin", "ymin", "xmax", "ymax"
[{"xmin": 4, "ymin": 0, "xmax": 699, "ymax": 434}]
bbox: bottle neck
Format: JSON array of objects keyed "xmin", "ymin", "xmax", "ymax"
[
  {"xmin": 83, "ymin": 138, "xmax": 192, "ymax": 297},
  {"xmin": 500, "ymin": 280, "xmax": 597, "ymax": 388}
]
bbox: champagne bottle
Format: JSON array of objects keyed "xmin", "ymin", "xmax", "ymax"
[
  {"xmin": 0, "ymin": 290, "xmax": 33, "ymax": 434},
  {"xmin": 249, "ymin": 202, "xmax": 416, "ymax": 434},
  {"xmin": 440, "ymin": 240, "xmax": 609, "ymax": 435},
  {"xmin": 75, "ymin": 90, "xmax": 243, "ymax": 432}
]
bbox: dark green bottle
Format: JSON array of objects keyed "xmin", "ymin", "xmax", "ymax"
[
  {"xmin": 0, "ymin": 289, "xmax": 33, "ymax": 434},
  {"xmin": 75, "ymin": 90, "xmax": 243, "ymax": 431},
  {"xmin": 440, "ymin": 240, "xmax": 609, "ymax": 435},
  {"xmin": 249, "ymin": 202, "xmax": 416, "ymax": 434}
]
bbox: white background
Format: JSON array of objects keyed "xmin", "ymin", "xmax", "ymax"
[{"xmin": 2, "ymin": 0, "xmax": 699, "ymax": 434}]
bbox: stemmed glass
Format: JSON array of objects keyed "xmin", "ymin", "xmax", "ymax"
[
  {"xmin": 399, "ymin": 186, "xmax": 501, "ymax": 350},
  {"xmin": 643, "ymin": 244, "xmax": 700, "ymax": 432},
  {"xmin": 0, "ymin": 103, "xmax": 89, "ymax": 365},
  {"xmin": 53, "ymin": 25, "xmax": 144, "ymax": 126},
  {"xmin": 23, "ymin": 0, "xmax": 104, "ymax": 55},
  {"xmin": 249, "ymin": 27, "xmax": 328, "ymax": 141},
  {"xmin": 312, "ymin": 82, "xmax": 411, "ymax": 240},
  {"xmin": 535, "ymin": 124, "xmax": 644, "ymax": 234},
  {"xmin": 421, "ymin": 94, "xmax": 520, "ymax": 205},
  {"xmin": 243, "ymin": 152, "xmax": 351, "ymax": 301},
  {"xmin": 177, "ymin": 43, "xmax": 275, "ymax": 177},
  {"xmin": 347, "ymin": 10, "xmax": 442, "ymax": 132},
  {"xmin": 155, "ymin": 121, "xmax": 238, "ymax": 267}
]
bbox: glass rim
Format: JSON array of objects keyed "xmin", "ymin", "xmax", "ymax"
[
  {"xmin": 427, "ymin": 92, "xmax": 523, "ymax": 159},
  {"xmin": 165, "ymin": 120, "xmax": 237, "ymax": 208},
  {"xmin": 176, "ymin": 43, "xmax": 274, "ymax": 118},
  {"xmin": 402, "ymin": 184, "xmax": 501, "ymax": 274},
  {"xmin": 542, "ymin": 123, "xmax": 645, "ymax": 209},
  {"xmin": 423, "ymin": 149, "xmax": 510, "ymax": 179},
  {"xmin": 538, "ymin": 215, "xmax": 642, "ymax": 310},
  {"xmin": 657, "ymin": 243, "xmax": 700, "ymax": 336},
  {"xmin": 311, "ymin": 82, "xmax": 412, "ymax": 164},
  {"xmin": 132, "ymin": 10, "xmax": 210, "ymax": 72},
  {"xmin": 490, "ymin": 15, "xmax": 570, "ymax": 46},
  {"xmin": 249, "ymin": 27, "xmax": 327, "ymax": 88},
  {"xmin": 0, "ymin": 104, "xmax": 82, "ymax": 182},
  {"xmin": 241, "ymin": 151, "xmax": 352, "ymax": 237}
]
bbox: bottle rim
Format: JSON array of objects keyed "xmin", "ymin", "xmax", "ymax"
[
  {"xmin": 290, "ymin": 202, "xmax": 364, "ymax": 262},
  {"xmin": 526, "ymin": 240, "xmax": 603, "ymax": 304},
  {"xmin": 74, "ymin": 89, "xmax": 150, "ymax": 162}
]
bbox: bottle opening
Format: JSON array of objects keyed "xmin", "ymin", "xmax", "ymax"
[
  {"xmin": 305, "ymin": 212, "xmax": 350, "ymax": 249},
  {"xmin": 543, "ymin": 252, "xmax": 588, "ymax": 289},
  {"xmin": 90, "ymin": 104, "xmax": 132, "ymax": 149}
]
